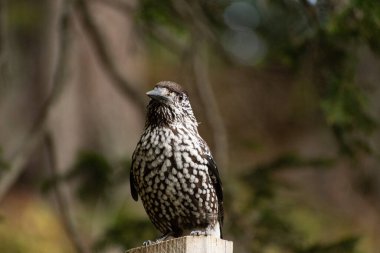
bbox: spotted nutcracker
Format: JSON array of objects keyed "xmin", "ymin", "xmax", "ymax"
[{"xmin": 130, "ymin": 81, "xmax": 224, "ymax": 243}]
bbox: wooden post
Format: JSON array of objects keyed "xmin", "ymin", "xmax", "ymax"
[{"xmin": 126, "ymin": 236, "xmax": 233, "ymax": 253}]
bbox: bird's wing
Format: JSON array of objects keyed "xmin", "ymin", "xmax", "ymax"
[
  {"xmin": 200, "ymin": 136, "xmax": 224, "ymax": 230},
  {"xmin": 206, "ymin": 154, "xmax": 224, "ymax": 234},
  {"xmin": 205, "ymin": 155, "xmax": 223, "ymax": 203},
  {"xmin": 130, "ymin": 155, "xmax": 139, "ymax": 201}
]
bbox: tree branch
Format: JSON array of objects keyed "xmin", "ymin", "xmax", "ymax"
[
  {"xmin": 44, "ymin": 133, "xmax": 90, "ymax": 253},
  {"xmin": 75, "ymin": 0, "xmax": 146, "ymax": 114},
  {"xmin": 0, "ymin": 0, "xmax": 73, "ymax": 202}
]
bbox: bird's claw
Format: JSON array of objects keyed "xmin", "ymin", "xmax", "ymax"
[
  {"xmin": 190, "ymin": 230, "xmax": 207, "ymax": 236},
  {"xmin": 143, "ymin": 240, "xmax": 155, "ymax": 246},
  {"xmin": 143, "ymin": 232, "xmax": 174, "ymax": 246}
]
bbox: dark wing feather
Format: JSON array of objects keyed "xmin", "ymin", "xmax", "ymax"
[
  {"xmin": 130, "ymin": 161, "xmax": 139, "ymax": 201},
  {"xmin": 206, "ymin": 155, "xmax": 224, "ymax": 236},
  {"xmin": 206, "ymin": 155, "xmax": 223, "ymax": 203}
]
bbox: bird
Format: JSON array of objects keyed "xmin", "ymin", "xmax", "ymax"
[{"xmin": 130, "ymin": 81, "xmax": 223, "ymax": 243}]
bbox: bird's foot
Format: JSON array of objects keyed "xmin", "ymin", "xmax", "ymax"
[
  {"xmin": 156, "ymin": 232, "xmax": 174, "ymax": 242},
  {"xmin": 190, "ymin": 230, "xmax": 207, "ymax": 236},
  {"xmin": 143, "ymin": 232, "xmax": 174, "ymax": 246},
  {"xmin": 143, "ymin": 240, "xmax": 155, "ymax": 246}
]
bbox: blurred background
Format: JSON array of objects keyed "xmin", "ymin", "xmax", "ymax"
[{"xmin": 1, "ymin": 0, "xmax": 380, "ymax": 252}]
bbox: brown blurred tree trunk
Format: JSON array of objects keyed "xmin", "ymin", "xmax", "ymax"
[{"xmin": 0, "ymin": 0, "xmax": 56, "ymax": 195}]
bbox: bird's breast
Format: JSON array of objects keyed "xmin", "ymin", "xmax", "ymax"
[{"xmin": 134, "ymin": 126, "xmax": 209, "ymax": 192}]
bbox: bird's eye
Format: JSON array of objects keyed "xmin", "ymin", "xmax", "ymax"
[{"xmin": 178, "ymin": 94, "xmax": 184, "ymax": 102}]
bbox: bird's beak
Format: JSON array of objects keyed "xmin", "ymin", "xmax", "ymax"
[{"xmin": 146, "ymin": 87, "xmax": 169, "ymax": 102}]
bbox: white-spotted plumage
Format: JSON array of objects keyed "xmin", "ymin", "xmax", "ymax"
[{"xmin": 130, "ymin": 81, "xmax": 223, "ymax": 242}]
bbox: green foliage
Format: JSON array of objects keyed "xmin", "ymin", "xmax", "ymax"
[
  {"xmin": 42, "ymin": 150, "xmax": 130, "ymax": 203},
  {"xmin": 256, "ymin": 0, "xmax": 311, "ymax": 63},
  {"xmin": 242, "ymin": 153, "xmax": 334, "ymax": 204},
  {"xmin": 329, "ymin": 0, "xmax": 380, "ymax": 54},
  {"xmin": 286, "ymin": 0, "xmax": 378, "ymax": 156},
  {"xmin": 313, "ymin": 0, "xmax": 379, "ymax": 156},
  {"xmin": 40, "ymin": 151, "xmax": 158, "ymax": 250},
  {"xmin": 235, "ymin": 153, "xmax": 359, "ymax": 253},
  {"xmin": 138, "ymin": 0, "xmax": 185, "ymax": 34},
  {"xmin": 238, "ymin": 0, "xmax": 379, "ymax": 158},
  {"xmin": 94, "ymin": 211, "xmax": 156, "ymax": 251},
  {"xmin": 321, "ymin": 82, "xmax": 371, "ymax": 131},
  {"xmin": 320, "ymin": 81, "xmax": 376, "ymax": 155},
  {"xmin": 65, "ymin": 151, "xmax": 114, "ymax": 202},
  {"xmin": 8, "ymin": 1, "xmax": 44, "ymax": 31},
  {"xmin": 250, "ymin": 206, "xmax": 303, "ymax": 251}
]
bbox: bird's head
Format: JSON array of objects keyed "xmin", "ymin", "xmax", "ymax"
[{"xmin": 146, "ymin": 81, "xmax": 197, "ymax": 127}]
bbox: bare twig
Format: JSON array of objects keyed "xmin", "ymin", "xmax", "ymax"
[
  {"xmin": 75, "ymin": 0, "xmax": 146, "ymax": 114},
  {"xmin": 44, "ymin": 133, "xmax": 90, "ymax": 253},
  {"xmin": 191, "ymin": 38, "xmax": 229, "ymax": 170},
  {"xmin": 0, "ymin": 0, "xmax": 73, "ymax": 202}
]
